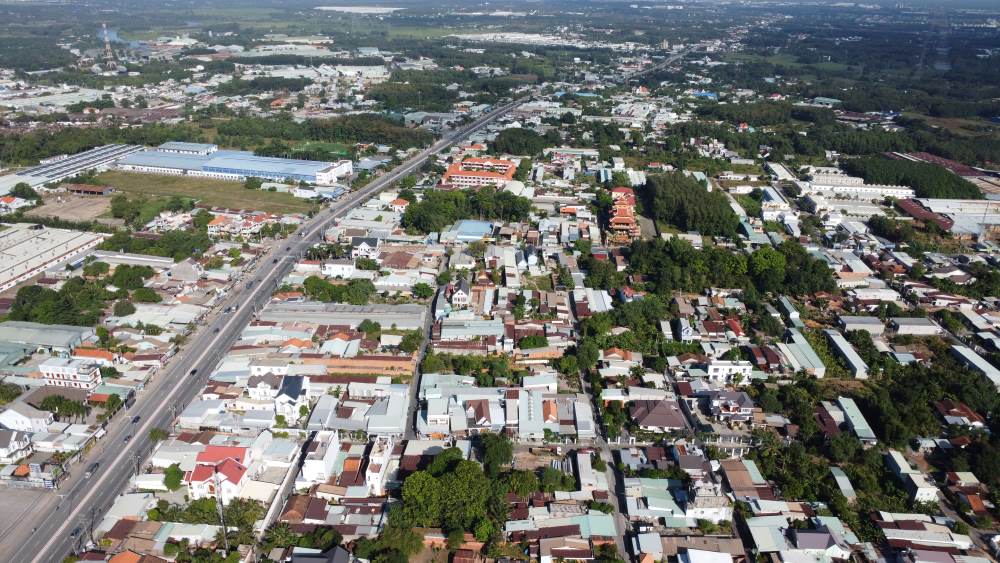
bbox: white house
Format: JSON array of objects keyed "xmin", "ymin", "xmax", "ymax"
[
  {"xmin": 246, "ymin": 374, "xmax": 283, "ymax": 402},
  {"xmin": 705, "ymin": 360, "xmax": 753, "ymax": 385},
  {"xmin": 322, "ymin": 259, "xmax": 356, "ymax": 279},
  {"xmin": 0, "ymin": 429, "xmax": 33, "ymax": 463},
  {"xmin": 0, "ymin": 401, "xmax": 54, "ymax": 433},
  {"xmin": 185, "ymin": 458, "xmax": 248, "ymax": 505},
  {"xmin": 275, "ymin": 375, "xmax": 310, "ymax": 421},
  {"xmin": 350, "ymin": 237, "xmax": 381, "ymax": 260}
]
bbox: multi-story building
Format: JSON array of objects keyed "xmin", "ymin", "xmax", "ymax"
[
  {"xmin": 38, "ymin": 357, "xmax": 103, "ymax": 391},
  {"xmin": 606, "ymin": 186, "xmax": 641, "ymax": 244},
  {"xmin": 441, "ymin": 157, "xmax": 517, "ymax": 188}
]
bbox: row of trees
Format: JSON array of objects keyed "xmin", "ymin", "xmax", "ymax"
[
  {"xmin": 842, "ymin": 156, "xmax": 982, "ymax": 199},
  {"xmin": 626, "ymin": 237, "xmax": 835, "ymax": 298},
  {"xmin": 642, "ymin": 172, "xmax": 739, "ymax": 237},
  {"xmin": 98, "ymin": 230, "xmax": 212, "ymax": 262},
  {"xmin": 215, "ymin": 77, "xmax": 313, "ymax": 96},
  {"xmin": 214, "ymin": 114, "xmax": 433, "ymax": 150},
  {"xmin": 401, "ymin": 188, "xmax": 532, "ymax": 234},
  {"xmin": 493, "ymin": 127, "xmax": 559, "ymax": 156},
  {"xmin": 301, "ymin": 277, "xmax": 376, "ymax": 305}
]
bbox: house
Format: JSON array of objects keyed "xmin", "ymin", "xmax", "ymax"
[
  {"xmin": 935, "ymin": 400, "xmax": 985, "ymax": 428},
  {"xmin": 276, "ymin": 375, "xmax": 310, "ymax": 421},
  {"xmin": 451, "ymin": 278, "xmax": 471, "ymax": 308},
  {"xmin": 0, "ymin": 429, "xmax": 32, "ymax": 463},
  {"xmin": 0, "ymin": 401, "xmax": 54, "ymax": 433},
  {"xmin": 709, "ymin": 391, "xmax": 755, "ymax": 424},
  {"xmin": 185, "ymin": 457, "xmax": 249, "ymax": 505},
  {"xmin": 185, "ymin": 445, "xmax": 251, "ymax": 505},
  {"xmin": 705, "ymin": 360, "xmax": 752, "ymax": 385},
  {"xmin": 388, "ymin": 198, "xmax": 410, "ymax": 213},
  {"xmin": 630, "ymin": 399, "xmax": 688, "ymax": 433},
  {"xmin": 246, "ymin": 373, "xmax": 283, "ymax": 402},
  {"xmin": 350, "ymin": 237, "xmax": 381, "ymax": 260},
  {"xmin": 323, "ymin": 259, "xmax": 356, "ymax": 279}
]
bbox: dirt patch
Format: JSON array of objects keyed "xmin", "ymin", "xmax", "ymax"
[
  {"xmin": 26, "ymin": 194, "xmax": 121, "ymax": 225},
  {"xmin": 514, "ymin": 448, "xmax": 561, "ymax": 471}
]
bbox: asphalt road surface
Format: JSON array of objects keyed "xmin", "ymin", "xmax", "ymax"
[{"xmin": 11, "ymin": 97, "xmax": 525, "ymax": 563}]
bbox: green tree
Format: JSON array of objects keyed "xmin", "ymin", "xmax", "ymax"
[
  {"xmin": 399, "ymin": 330, "xmax": 424, "ymax": 354},
  {"xmin": 413, "ymin": 283, "xmax": 434, "ymax": 299},
  {"xmin": 131, "ymin": 287, "xmax": 162, "ymax": 303},
  {"xmin": 481, "ymin": 433, "xmax": 513, "ymax": 478},
  {"xmin": 438, "ymin": 460, "xmax": 490, "ymax": 531},
  {"xmin": 83, "ymin": 261, "xmax": 110, "ymax": 277},
  {"xmin": 507, "ymin": 470, "xmax": 539, "ymax": 497},
  {"xmin": 400, "ymin": 471, "xmax": 442, "ymax": 527},
  {"xmin": 749, "ymin": 246, "xmax": 787, "ymax": 294},
  {"xmin": 113, "ymin": 300, "xmax": 136, "ymax": 317},
  {"xmin": 0, "ymin": 382, "xmax": 22, "ymax": 405},
  {"xmin": 164, "ymin": 463, "xmax": 184, "ymax": 491},
  {"xmin": 10, "ymin": 182, "xmax": 40, "ymax": 200},
  {"xmin": 149, "ymin": 427, "xmax": 170, "ymax": 442}
]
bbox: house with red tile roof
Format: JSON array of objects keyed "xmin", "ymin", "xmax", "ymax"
[
  {"xmin": 185, "ymin": 457, "xmax": 248, "ymax": 505},
  {"xmin": 185, "ymin": 445, "xmax": 251, "ymax": 504}
]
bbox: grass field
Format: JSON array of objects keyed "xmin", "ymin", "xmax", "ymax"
[
  {"xmin": 724, "ymin": 53, "xmax": 857, "ymax": 74},
  {"xmin": 294, "ymin": 141, "xmax": 352, "ymax": 156},
  {"xmin": 902, "ymin": 113, "xmax": 1000, "ymax": 138},
  {"xmin": 94, "ymin": 171, "xmax": 314, "ymax": 214}
]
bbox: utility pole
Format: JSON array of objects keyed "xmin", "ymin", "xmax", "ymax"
[{"xmin": 214, "ymin": 468, "xmax": 230, "ymax": 552}]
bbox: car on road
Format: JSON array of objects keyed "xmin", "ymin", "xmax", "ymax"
[
  {"xmin": 84, "ymin": 462, "xmax": 99, "ymax": 478},
  {"xmin": 131, "ymin": 416, "xmax": 140, "ymax": 424},
  {"xmin": 123, "ymin": 434, "xmax": 132, "ymax": 443},
  {"xmin": 213, "ymin": 327, "xmax": 220, "ymax": 334},
  {"xmin": 272, "ymin": 258, "xmax": 278, "ymax": 263},
  {"xmin": 189, "ymin": 368, "xmax": 198, "ymax": 376}
]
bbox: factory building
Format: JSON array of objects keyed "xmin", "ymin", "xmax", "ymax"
[
  {"xmin": 0, "ymin": 224, "xmax": 106, "ymax": 291},
  {"xmin": 118, "ymin": 142, "xmax": 352, "ymax": 186},
  {"xmin": 0, "ymin": 144, "xmax": 143, "ymax": 195}
]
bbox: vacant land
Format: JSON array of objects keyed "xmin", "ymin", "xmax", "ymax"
[
  {"xmin": 94, "ymin": 171, "xmax": 314, "ymax": 214},
  {"xmin": 26, "ymin": 194, "xmax": 120, "ymax": 224}
]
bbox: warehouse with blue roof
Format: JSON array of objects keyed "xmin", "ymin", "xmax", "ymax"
[{"xmin": 117, "ymin": 142, "xmax": 352, "ymax": 185}]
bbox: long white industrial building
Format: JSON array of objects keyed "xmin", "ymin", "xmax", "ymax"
[{"xmin": 0, "ymin": 224, "xmax": 106, "ymax": 291}]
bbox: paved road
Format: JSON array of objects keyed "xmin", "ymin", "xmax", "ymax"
[
  {"xmin": 12, "ymin": 97, "xmax": 526, "ymax": 563},
  {"xmin": 619, "ymin": 47, "xmax": 697, "ymax": 83}
]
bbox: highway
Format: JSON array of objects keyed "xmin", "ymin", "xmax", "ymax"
[
  {"xmin": 619, "ymin": 46, "xmax": 697, "ymax": 83},
  {"xmin": 11, "ymin": 97, "xmax": 525, "ymax": 563}
]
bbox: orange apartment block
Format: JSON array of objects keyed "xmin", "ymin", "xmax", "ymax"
[{"xmin": 441, "ymin": 157, "xmax": 517, "ymax": 188}]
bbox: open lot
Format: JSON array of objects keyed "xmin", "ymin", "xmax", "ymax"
[
  {"xmin": 25, "ymin": 194, "xmax": 119, "ymax": 225},
  {"xmin": 94, "ymin": 171, "xmax": 314, "ymax": 214}
]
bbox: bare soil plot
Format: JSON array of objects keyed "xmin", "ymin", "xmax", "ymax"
[{"xmin": 26, "ymin": 194, "xmax": 119, "ymax": 224}]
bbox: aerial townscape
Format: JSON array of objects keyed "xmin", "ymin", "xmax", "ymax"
[{"xmin": 1, "ymin": 1, "xmax": 1000, "ymax": 563}]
